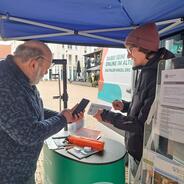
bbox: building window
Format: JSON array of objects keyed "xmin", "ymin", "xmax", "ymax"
[
  {"xmin": 75, "ymin": 55, "xmax": 78, "ymax": 64},
  {"xmin": 68, "ymin": 54, "xmax": 72, "ymax": 65},
  {"xmin": 68, "ymin": 45, "xmax": 72, "ymax": 49}
]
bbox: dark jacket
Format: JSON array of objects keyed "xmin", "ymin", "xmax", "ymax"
[
  {"xmin": 101, "ymin": 48, "xmax": 174, "ymax": 161},
  {"xmin": 0, "ymin": 55, "xmax": 67, "ymax": 183}
]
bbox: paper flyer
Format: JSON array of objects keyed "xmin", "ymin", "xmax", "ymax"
[
  {"xmin": 72, "ymin": 127, "xmax": 101, "ymax": 140},
  {"xmin": 155, "ymin": 105, "xmax": 184, "ymax": 144},
  {"xmin": 87, "ymin": 103, "xmax": 111, "ymax": 116},
  {"xmin": 154, "ymin": 154, "xmax": 184, "ymax": 184},
  {"xmin": 141, "ymin": 149, "xmax": 184, "ymax": 184},
  {"xmin": 141, "ymin": 149, "xmax": 155, "ymax": 184},
  {"xmin": 155, "ymin": 69, "xmax": 184, "ymax": 144},
  {"xmin": 160, "ymin": 69, "xmax": 184, "ymax": 109}
]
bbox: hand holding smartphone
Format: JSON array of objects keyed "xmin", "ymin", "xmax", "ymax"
[{"xmin": 72, "ymin": 98, "xmax": 90, "ymax": 117}]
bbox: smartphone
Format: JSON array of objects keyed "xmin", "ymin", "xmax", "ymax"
[{"xmin": 72, "ymin": 98, "xmax": 90, "ymax": 116}]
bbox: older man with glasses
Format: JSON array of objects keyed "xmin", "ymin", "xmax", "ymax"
[{"xmin": 0, "ymin": 40, "xmax": 83, "ymax": 184}]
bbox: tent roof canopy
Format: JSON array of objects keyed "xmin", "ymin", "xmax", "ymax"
[{"xmin": 0, "ymin": 0, "xmax": 184, "ymax": 47}]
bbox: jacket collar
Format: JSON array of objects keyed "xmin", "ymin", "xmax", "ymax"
[
  {"xmin": 5, "ymin": 55, "xmax": 30, "ymax": 86},
  {"xmin": 132, "ymin": 48, "xmax": 175, "ymax": 71}
]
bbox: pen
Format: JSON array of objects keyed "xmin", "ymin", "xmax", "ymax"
[{"xmin": 97, "ymin": 135, "xmax": 101, "ymax": 140}]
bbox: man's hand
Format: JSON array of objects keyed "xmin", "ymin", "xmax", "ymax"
[
  {"xmin": 93, "ymin": 109, "xmax": 103, "ymax": 122},
  {"xmin": 60, "ymin": 104, "xmax": 84, "ymax": 123},
  {"xmin": 112, "ymin": 100, "xmax": 124, "ymax": 111}
]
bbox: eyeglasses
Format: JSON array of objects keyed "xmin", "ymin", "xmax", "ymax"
[{"xmin": 126, "ymin": 46, "xmax": 136, "ymax": 54}]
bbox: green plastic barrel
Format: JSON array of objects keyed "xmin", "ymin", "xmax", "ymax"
[{"xmin": 43, "ymin": 138, "xmax": 126, "ymax": 184}]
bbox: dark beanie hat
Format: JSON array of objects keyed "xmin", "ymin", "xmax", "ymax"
[{"xmin": 125, "ymin": 23, "xmax": 159, "ymax": 52}]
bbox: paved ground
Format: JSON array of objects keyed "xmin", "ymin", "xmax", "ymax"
[{"xmin": 35, "ymin": 81, "xmax": 126, "ymax": 184}]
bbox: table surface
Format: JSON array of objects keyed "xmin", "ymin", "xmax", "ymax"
[{"xmin": 54, "ymin": 138, "xmax": 126, "ymax": 164}]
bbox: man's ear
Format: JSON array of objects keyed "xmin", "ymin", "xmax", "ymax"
[{"xmin": 28, "ymin": 58, "xmax": 37, "ymax": 71}]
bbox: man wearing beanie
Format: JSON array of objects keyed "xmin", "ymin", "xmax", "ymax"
[{"xmin": 94, "ymin": 23, "xmax": 175, "ymax": 179}]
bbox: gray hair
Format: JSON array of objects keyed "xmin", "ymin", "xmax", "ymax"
[{"xmin": 14, "ymin": 44, "xmax": 44, "ymax": 62}]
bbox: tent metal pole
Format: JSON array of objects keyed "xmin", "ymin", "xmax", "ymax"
[
  {"xmin": 156, "ymin": 18, "xmax": 181, "ymax": 26},
  {"xmin": 79, "ymin": 32, "xmax": 123, "ymax": 44},
  {"xmin": 1, "ymin": 32, "xmax": 74, "ymax": 41},
  {"xmin": 0, "ymin": 14, "xmax": 183, "ymax": 44},
  {"xmin": 82, "ymin": 26, "xmax": 137, "ymax": 33},
  {"xmin": 0, "ymin": 15, "xmax": 73, "ymax": 32},
  {"xmin": 1, "ymin": 15, "xmax": 180, "ymax": 35},
  {"xmin": 159, "ymin": 19, "xmax": 183, "ymax": 34},
  {"xmin": 81, "ymin": 19, "xmax": 180, "ymax": 34}
]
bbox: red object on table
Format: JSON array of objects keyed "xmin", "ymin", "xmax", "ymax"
[{"xmin": 67, "ymin": 135, "xmax": 105, "ymax": 151}]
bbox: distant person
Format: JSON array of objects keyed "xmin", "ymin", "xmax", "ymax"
[
  {"xmin": 0, "ymin": 40, "xmax": 83, "ymax": 184},
  {"xmin": 91, "ymin": 72, "xmax": 95, "ymax": 83},
  {"xmin": 94, "ymin": 23, "xmax": 174, "ymax": 178}
]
